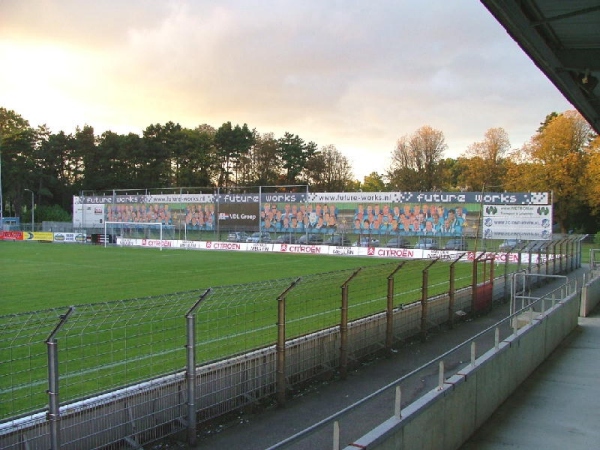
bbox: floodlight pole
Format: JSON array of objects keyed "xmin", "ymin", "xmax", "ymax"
[{"xmin": 24, "ymin": 188, "xmax": 34, "ymax": 232}]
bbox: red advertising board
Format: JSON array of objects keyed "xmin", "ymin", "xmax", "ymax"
[{"xmin": 1, "ymin": 231, "xmax": 23, "ymax": 241}]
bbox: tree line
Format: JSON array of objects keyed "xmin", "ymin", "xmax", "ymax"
[{"xmin": 0, "ymin": 107, "xmax": 598, "ymax": 233}]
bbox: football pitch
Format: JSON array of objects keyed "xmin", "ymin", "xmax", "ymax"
[
  {"xmin": 1, "ymin": 241, "xmax": 479, "ymax": 421},
  {"xmin": 0, "ymin": 241, "xmax": 400, "ymax": 316}
]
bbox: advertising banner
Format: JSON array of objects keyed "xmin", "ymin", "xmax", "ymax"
[
  {"xmin": 73, "ymin": 204, "xmax": 105, "ymax": 228},
  {"xmin": 53, "ymin": 233, "xmax": 86, "ymax": 243},
  {"xmin": 482, "ymin": 205, "xmax": 553, "ymax": 240},
  {"xmin": 1, "ymin": 231, "xmax": 23, "ymax": 241},
  {"xmin": 111, "ymin": 237, "xmax": 550, "ymax": 264},
  {"xmin": 218, "ymin": 203, "xmax": 259, "ymax": 228},
  {"xmin": 74, "ymin": 191, "xmax": 552, "ymax": 240},
  {"xmin": 308, "ymin": 192, "xmax": 549, "ymax": 204},
  {"xmin": 23, "ymin": 232, "xmax": 54, "ymax": 241}
]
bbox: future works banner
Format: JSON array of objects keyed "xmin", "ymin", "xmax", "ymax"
[{"xmin": 308, "ymin": 192, "xmax": 550, "ymax": 205}]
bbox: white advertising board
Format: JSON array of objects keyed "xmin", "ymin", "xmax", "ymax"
[{"xmin": 482, "ymin": 205, "xmax": 552, "ymax": 240}]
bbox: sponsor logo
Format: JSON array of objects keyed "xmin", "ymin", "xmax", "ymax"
[
  {"xmin": 54, "ymin": 234, "xmax": 65, "ymax": 241},
  {"xmin": 221, "ymin": 194, "xmax": 259, "ymax": 203},
  {"xmin": 212, "ymin": 242, "xmax": 241, "ymax": 250},
  {"xmin": 219, "ymin": 213, "xmax": 257, "ymax": 221},
  {"xmin": 416, "ymin": 193, "xmax": 467, "ymax": 203},
  {"xmin": 428, "ymin": 250, "xmax": 460, "ymax": 260},
  {"xmin": 375, "ymin": 248, "xmax": 415, "ymax": 258},
  {"xmin": 332, "ymin": 247, "xmax": 355, "ymax": 255},
  {"xmin": 75, "ymin": 234, "xmax": 86, "ymax": 242},
  {"xmin": 287, "ymin": 245, "xmax": 322, "ymax": 254},
  {"xmin": 310, "ymin": 193, "xmax": 393, "ymax": 202},
  {"xmin": 493, "ymin": 252, "xmax": 519, "ymax": 263},
  {"xmin": 367, "ymin": 247, "xmax": 375, "ymax": 256},
  {"xmin": 264, "ymin": 194, "xmax": 297, "ymax": 202},
  {"xmin": 281, "ymin": 244, "xmax": 288, "ymax": 252},
  {"xmin": 475, "ymin": 193, "xmax": 517, "ymax": 203},
  {"xmin": 181, "ymin": 240, "xmax": 200, "ymax": 249},
  {"xmin": 1, "ymin": 231, "xmax": 23, "ymax": 240},
  {"xmin": 142, "ymin": 239, "xmax": 172, "ymax": 248},
  {"xmin": 121, "ymin": 239, "xmax": 135, "ymax": 246},
  {"xmin": 249, "ymin": 244, "xmax": 271, "ymax": 252}
]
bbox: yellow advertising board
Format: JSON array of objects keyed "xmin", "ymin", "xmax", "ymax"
[{"xmin": 23, "ymin": 232, "xmax": 55, "ymax": 241}]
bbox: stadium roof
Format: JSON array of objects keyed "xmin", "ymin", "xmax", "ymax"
[{"xmin": 482, "ymin": 0, "xmax": 600, "ymax": 134}]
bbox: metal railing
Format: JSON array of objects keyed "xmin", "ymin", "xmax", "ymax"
[{"xmin": 266, "ymin": 274, "xmax": 580, "ymax": 450}]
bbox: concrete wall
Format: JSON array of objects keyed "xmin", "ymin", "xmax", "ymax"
[
  {"xmin": 344, "ymin": 290, "xmax": 580, "ymax": 450},
  {"xmin": 580, "ymin": 270, "xmax": 600, "ymax": 316}
]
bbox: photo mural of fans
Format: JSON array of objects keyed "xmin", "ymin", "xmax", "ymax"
[
  {"xmin": 310, "ymin": 201, "xmax": 469, "ymax": 237},
  {"xmin": 75, "ymin": 190, "xmax": 551, "ymax": 244}
]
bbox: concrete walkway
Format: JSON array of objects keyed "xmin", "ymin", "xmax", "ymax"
[{"xmin": 461, "ymin": 304, "xmax": 600, "ymax": 449}]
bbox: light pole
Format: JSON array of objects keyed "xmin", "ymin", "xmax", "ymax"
[{"xmin": 24, "ymin": 189, "xmax": 34, "ymax": 232}]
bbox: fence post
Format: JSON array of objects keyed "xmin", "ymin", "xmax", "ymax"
[
  {"xmin": 340, "ymin": 269, "xmax": 361, "ymax": 379},
  {"xmin": 559, "ymin": 240, "xmax": 565, "ymax": 273},
  {"xmin": 276, "ymin": 279, "xmax": 300, "ymax": 407},
  {"xmin": 569, "ymin": 237, "xmax": 577, "ymax": 272},
  {"xmin": 552, "ymin": 240, "xmax": 558, "ymax": 275},
  {"xmin": 46, "ymin": 307, "xmax": 74, "ymax": 450},
  {"xmin": 471, "ymin": 255, "xmax": 478, "ymax": 314},
  {"xmin": 501, "ymin": 248, "xmax": 509, "ymax": 300},
  {"xmin": 185, "ymin": 289, "xmax": 211, "ymax": 447},
  {"xmin": 448, "ymin": 254, "xmax": 465, "ymax": 328},
  {"xmin": 386, "ymin": 263, "xmax": 405, "ymax": 351},
  {"xmin": 421, "ymin": 260, "xmax": 438, "ymax": 341},
  {"xmin": 489, "ymin": 254, "xmax": 496, "ymax": 312}
]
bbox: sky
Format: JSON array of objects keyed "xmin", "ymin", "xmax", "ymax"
[{"xmin": 0, "ymin": 0, "xmax": 574, "ymax": 180}]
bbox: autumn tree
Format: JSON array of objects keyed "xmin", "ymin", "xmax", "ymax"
[
  {"xmin": 438, "ymin": 158, "xmax": 469, "ymax": 191},
  {"xmin": 361, "ymin": 172, "xmax": 386, "ymax": 192},
  {"xmin": 505, "ymin": 110, "xmax": 595, "ymax": 233},
  {"xmin": 460, "ymin": 127, "xmax": 511, "ymax": 190},
  {"xmin": 582, "ymin": 135, "xmax": 600, "ymax": 217},
  {"xmin": 387, "ymin": 125, "xmax": 447, "ymax": 191}
]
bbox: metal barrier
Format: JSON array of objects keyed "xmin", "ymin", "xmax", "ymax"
[{"xmin": 266, "ymin": 274, "xmax": 580, "ymax": 450}]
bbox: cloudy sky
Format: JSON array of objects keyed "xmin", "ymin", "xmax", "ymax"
[{"xmin": 1, "ymin": 0, "xmax": 573, "ymax": 180}]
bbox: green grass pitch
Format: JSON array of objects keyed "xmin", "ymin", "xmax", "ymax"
[
  {"xmin": 0, "ymin": 241, "xmax": 479, "ymax": 420},
  {"xmin": 0, "ymin": 241, "xmax": 398, "ymax": 315}
]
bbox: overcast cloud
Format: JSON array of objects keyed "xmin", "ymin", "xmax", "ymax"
[{"xmin": 0, "ymin": 0, "xmax": 573, "ymax": 179}]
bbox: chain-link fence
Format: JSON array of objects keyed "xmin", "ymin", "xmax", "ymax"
[{"xmin": 0, "ymin": 246, "xmax": 583, "ymax": 449}]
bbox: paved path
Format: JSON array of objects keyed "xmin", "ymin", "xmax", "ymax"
[{"xmin": 461, "ymin": 301, "xmax": 600, "ymax": 449}]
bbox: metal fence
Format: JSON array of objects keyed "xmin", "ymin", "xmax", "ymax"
[
  {"xmin": 0, "ymin": 245, "xmax": 582, "ymax": 450},
  {"xmin": 267, "ymin": 273, "xmax": 582, "ymax": 450}
]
